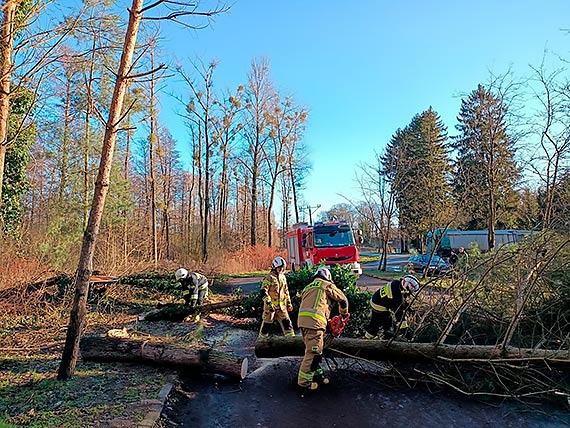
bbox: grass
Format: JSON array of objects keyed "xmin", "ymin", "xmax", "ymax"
[
  {"xmin": 217, "ymin": 271, "xmax": 267, "ymax": 279},
  {"xmin": 363, "ymin": 270, "xmax": 402, "ymax": 280},
  {"xmin": 0, "ymin": 284, "xmax": 184, "ymax": 428}
]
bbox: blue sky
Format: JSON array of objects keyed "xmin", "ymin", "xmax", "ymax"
[{"xmin": 159, "ymin": 0, "xmax": 570, "ymax": 217}]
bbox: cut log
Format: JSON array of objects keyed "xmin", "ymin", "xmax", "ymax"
[
  {"xmin": 140, "ymin": 297, "xmax": 247, "ymax": 321},
  {"xmin": 81, "ymin": 336, "xmax": 248, "ymax": 379},
  {"xmin": 255, "ymin": 336, "xmax": 570, "ymax": 366}
]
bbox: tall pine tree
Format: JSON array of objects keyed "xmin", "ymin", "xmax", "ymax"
[
  {"xmin": 453, "ymin": 84, "xmax": 520, "ymax": 250},
  {"xmin": 383, "ymin": 107, "xmax": 451, "ymax": 250}
]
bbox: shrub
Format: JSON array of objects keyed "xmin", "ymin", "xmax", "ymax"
[{"xmin": 232, "ymin": 264, "xmax": 372, "ymax": 337}]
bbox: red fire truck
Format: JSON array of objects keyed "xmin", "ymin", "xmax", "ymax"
[{"xmin": 284, "ymin": 220, "xmax": 362, "ymax": 275}]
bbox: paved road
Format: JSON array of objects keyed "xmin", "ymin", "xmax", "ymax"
[
  {"xmin": 360, "ymin": 252, "xmax": 409, "ymax": 272},
  {"xmin": 213, "ymin": 254, "xmax": 408, "ymax": 296},
  {"xmin": 164, "ymin": 356, "xmax": 569, "ymax": 428}
]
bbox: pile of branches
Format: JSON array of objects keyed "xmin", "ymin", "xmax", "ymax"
[
  {"xmin": 0, "ymin": 273, "xmax": 74, "ymax": 312},
  {"xmin": 249, "ymin": 231, "xmax": 570, "ymax": 406}
]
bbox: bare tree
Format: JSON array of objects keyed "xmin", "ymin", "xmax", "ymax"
[
  {"xmin": 212, "ymin": 86, "xmax": 243, "ymax": 242},
  {"xmin": 177, "ymin": 59, "xmax": 219, "ymax": 261},
  {"xmin": 241, "ymin": 58, "xmax": 276, "ymax": 246},
  {"xmin": 263, "ymin": 95, "xmax": 307, "ymax": 246},
  {"xmin": 353, "ymin": 157, "xmax": 398, "ymax": 271},
  {"xmin": 58, "ymin": 0, "xmax": 227, "ymax": 380},
  {"xmin": 527, "ymin": 61, "xmax": 570, "ymax": 229}
]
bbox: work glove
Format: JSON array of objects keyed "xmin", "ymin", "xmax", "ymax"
[{"xmin": 287, "ymin": 304, "xmax": 293, "ymax": 312}]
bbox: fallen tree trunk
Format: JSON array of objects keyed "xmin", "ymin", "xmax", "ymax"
[
  {"xmin": 255, "ymin": 336, "xmax": 570, "ymax": 366},
  {"xmin": 140, "ymin": 297, "xmax": 247, "ymax": 321},
  {"xmin": 81, "ymin": 336, "xmax": 248, "ymax": 379}
]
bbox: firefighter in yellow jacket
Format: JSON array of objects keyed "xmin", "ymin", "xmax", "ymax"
[
  {"xmin": 297, "ymin": 267, "xmax": 348, "ymax": 390},
  {"xmin": 259, "ymin": 256, "xmax": 295, "ymax": 338}
]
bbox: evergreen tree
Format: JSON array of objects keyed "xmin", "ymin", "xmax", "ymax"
[
  {"xmin": 383, "ymin": 108, "xmax": 451, "ymax": 250},
  {"xmin": 453, "ymin": 84, "xmax": 520, "ymax": 250}
]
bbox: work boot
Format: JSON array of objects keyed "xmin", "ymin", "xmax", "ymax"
[
  {"xmin": 298, "ymin": 382, "xmax": 319, "ymax": 391},
  {"xmin": 313, "ymin": 369, "xmax": 329, "ymax": 385}
]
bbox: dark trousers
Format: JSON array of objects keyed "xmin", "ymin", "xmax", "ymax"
[{"xmin": 365, "ymin": 310, "xmax": 393, "ymax": 338}]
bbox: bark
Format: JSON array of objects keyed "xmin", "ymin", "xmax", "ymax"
[
  {"xmin": 58, "ymin": 0, "xmax": 144, "ymax": 380},
  {"xmin": 0, "ymin": 0, "xmax": 17, "ymax": 208},
  {"xmin": 140, "ymin": 297, "xmax": 247, "ymax": 321},
  {"xmin": 149, "ymin": 48, "xmax": 158, "ymax": 268},
  {"xmin": 81, "ymin": 336, "xmax": 249, "ymax": 379},
  {"xmin": 255, "ymin": 337, "xmax": 570, "ymax": 366}
]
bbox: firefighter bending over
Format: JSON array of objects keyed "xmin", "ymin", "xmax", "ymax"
[
  {"xmin": 364, "ymin": 274, "xmax": 420, "ymax": 340},
  {"xmin": 259, "ymin": 256, "xmax": 295, "ymax": 338},
  {"xmin": 175, "ymin": 268, "xmax": 209, "ymax": 307},
  {"xmin": 297, "ymin": 267, "xmax": 348, "ymax": 391}
]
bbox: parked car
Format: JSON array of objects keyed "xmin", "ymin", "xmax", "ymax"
[{"xmin": 406, "ymin": 254, "xmax": 450, "ymax": 276}]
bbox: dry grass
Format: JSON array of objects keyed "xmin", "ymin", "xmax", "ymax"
[
  {"xmin": 218, "ymin": 245, "xmax": 285, "ymax": 274},
  {"xmin": 0, "ymin": 282, "xmax": 191, "ymax": 428}
]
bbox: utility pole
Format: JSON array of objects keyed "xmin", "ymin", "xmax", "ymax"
[{"xmin": 304, "ymin": 204, "xmax": 321, "ymax": 225}]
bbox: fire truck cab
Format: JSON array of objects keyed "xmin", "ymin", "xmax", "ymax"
[{"xmin": 285, "ymin": 220, "xmax": 362, "ymax": 276}]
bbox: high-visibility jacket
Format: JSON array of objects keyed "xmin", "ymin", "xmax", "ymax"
[
  {"xmin": 370, "ymin": 279, "xmax": 409, "ymax": 325},
  {"xmin": 260, "ymin": 270, "xmax": 291, "ymax": 312},
  {"xmin": 298, "ymin": 278, "xmax": 348, "ymax": 331},
  {"xmin": 181, "ymin": 272, "xmax": 208, "ymax": 295}
]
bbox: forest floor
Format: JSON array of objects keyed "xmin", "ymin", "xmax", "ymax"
[{"xmin": 1, "ymin": 274, "xmax": 570, "ymax": 427}]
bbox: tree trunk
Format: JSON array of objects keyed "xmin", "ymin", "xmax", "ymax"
[
  {"xmin": 0, "ymin": 0, "xmax": 17, "ymax": 209},
  {"xmin": 140, "ymin": 297, "xmax": 247, "ymax": 322},
  {"xmin": 255, "ymin": 337, "xmax": 570, "ymax": 366},
  {"xmin": 58, "ymin": 0, "xmax": 144, "ymax": 380},
  {"xmin": 81, "ymin": 336, "xmax": 249, "ymax": 379}
]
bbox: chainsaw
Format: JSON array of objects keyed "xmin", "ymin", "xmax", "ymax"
[{"xmin": 328, "ymin": 313, "xmax": 350, "ymax": 337}]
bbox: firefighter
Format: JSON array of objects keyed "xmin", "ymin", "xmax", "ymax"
[
  {"xmin": 258, "ymin": 256, "xmax": 295, "ymax": 338},
  {"xmin": 297, "ymin": 267, "xmax": 348, "ymax": 391},
  {"xmin": 175, "ymin": 268, "xmax": 209, "ymax": 307},
  {"xmin": 364, "ymin": 274, "xmax": 420, "ymax": 340}
]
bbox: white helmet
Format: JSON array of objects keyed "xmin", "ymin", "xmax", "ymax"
[
  {"xmin": 175, "ymin": 268, "xmax": 188, "ymax": 280},
  {"xmin": 315, "ymin": 267, "xmax": 332, "ymax": 281},
  {"xmin": 272, "ymin": 256, "xmax": 286, "ymax": 269},
  {"xmin": 402, "ymin": 275, "xmax": 420, "ymax": 293}
]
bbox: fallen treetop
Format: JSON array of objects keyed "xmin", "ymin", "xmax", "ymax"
[
  {"xmin": 81, "ymin": 335, "xmax": 249, "ymax": 379},
  {"xmin": 139, "ymin": 297, "xmax": 247, "ymax": 321},
  {"xmin": 255, "ymin": 336, "xmax": 570, "ymax": 366}
]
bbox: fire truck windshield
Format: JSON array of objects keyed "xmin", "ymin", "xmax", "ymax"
[{"xmin": 313, "ymin": 227, "xmax": 355, "ymax": 248}]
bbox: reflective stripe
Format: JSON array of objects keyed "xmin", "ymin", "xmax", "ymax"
[
  {"xmin": 364, "ymin": 331, "xmax": 376, "ymax": 339},
  {"xmin": 399, "ymin": 321, "xmax": 409, "ymax": 329},
  {"xmin": 298, "ymin": 370, "xmax": 314, "ymax": 381},
  {"xmin": 378, "ymin": 283, "xmax": 392, "ymax": 299},
  {"xmin": 285, "ymin": 331, "xmax": 295, "ymax": 337},
  {"xmin": 313, "ymin": 289, "xmax": 323, "ymax": 310},
  {"xmin": 302, "ymin": 279, "xmax": 323, "ymax": 293},
  {"xmin": 271, "ymin": 300, "xmax": 287, "ymax": 305},
  {"xmin": 298, "ymin": 310, "xmax": 327, "ymax": 324},
  {"xmin": 370, "ymin": 301, "xmax": 388, "ymax": 312}
]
